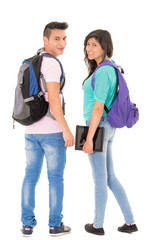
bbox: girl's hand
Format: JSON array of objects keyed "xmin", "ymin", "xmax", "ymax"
[{"xmin": 82, "ymin": 139, "xmax": 93, "ymax": 154}]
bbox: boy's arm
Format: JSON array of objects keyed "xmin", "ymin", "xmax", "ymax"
[{"xmin": 46, "ymin": 82, "xmax": 74, "ymax": 147}]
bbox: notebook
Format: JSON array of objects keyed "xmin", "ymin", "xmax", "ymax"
[{"xmin": 75, "ymin": 125, "xmax": 104, "ymax": 152}]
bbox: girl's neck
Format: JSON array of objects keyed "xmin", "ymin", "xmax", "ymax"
[{"xmin": 96, "ymin": 57, "xmax": 111, "ymax": 66}]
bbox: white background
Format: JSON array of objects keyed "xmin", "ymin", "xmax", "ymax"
[{"xmin": 0, "ymin": 0, "xmax": 159, "ymax": 239}]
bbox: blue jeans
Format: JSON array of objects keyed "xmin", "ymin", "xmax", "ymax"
[
  {"xmin": 86, "ymin": 117, "xmax": 134, "ymax": 228},
  {"xmin": 21, "ymin": 133, "xmax": 66, "ymax": 227}
]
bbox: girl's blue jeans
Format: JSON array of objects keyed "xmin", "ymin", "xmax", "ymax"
[
  {"xmin": 21, "ymin": 133, "xmax": 66, "ymax": 227},
  {"xmin": 86, "ymin": 117, "xmax": 134, "ymax": 228}
]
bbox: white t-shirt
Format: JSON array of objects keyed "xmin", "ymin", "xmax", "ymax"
[{"xmin": 25, "ymin": 56, "xmax": 63, "ymax": 134}]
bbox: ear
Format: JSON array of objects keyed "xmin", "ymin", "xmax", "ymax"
[{"xmin": 43, "ymin": 36, "xmax": 48, "ymax": 46}]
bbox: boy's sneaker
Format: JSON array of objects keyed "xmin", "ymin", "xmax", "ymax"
[
  {"xmin": 85, "ymin": 223, "xmax": 105, "ymax": 235},
  {"xmin": 49, "ymin": 222, "xmax": 71, "ymax": 236},
  {"xmin": 21, "ymin": 225, "xmax": 33, "ymax": 236},
  {"xmin": 118, "ymin": 223, "xmax": 138, "ymax": 233}
]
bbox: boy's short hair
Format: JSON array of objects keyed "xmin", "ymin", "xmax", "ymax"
[{"xmin": 43, "ymin": 22, "xmax": 68, "ymax": 39}]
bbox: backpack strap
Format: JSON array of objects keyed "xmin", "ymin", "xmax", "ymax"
[
  {"xmin": 91, "ymin": 60, "xmax": 119, "ymax": 89},
  {"xmin": 37, "ymin": 48, "xmax": 65, "ymax": 83},
  {"xmin": 36, "ymin": 49, "xmax": 65, "ymax": 89},
  {"xmin": 41, "ymin": 53, "xmax": 66, "ymax": 120},
  {"xmin": 38, "ymin": 52, "xmax": 65, "ymax": 93},
  {"xmin": 91, "ymin": 60, "xmax": 122, "ymax": 114},
  {"xmin": 41, "ymin": 53, "xmax": 64, "ymax": 84}
]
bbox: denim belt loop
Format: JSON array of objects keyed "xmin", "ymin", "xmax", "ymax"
[
  {"xmin": 101, "ymin": 116, "xmax": 107, "ymax": 122},
  {"xmin": 86, "ymin": 116, "xmax": 107, "ymax": 125}
]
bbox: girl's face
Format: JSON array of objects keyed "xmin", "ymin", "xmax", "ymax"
[{"xmin": 86, "ymin": 37, "xmax": 104, "ymax": 65}]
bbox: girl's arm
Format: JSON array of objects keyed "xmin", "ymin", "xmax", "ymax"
[{"xmin": 82, "ymin": 100, "xmax": 104, "ymax": 154}]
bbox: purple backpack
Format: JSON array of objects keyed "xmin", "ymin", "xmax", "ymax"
[{"xmin": 92, "ymin": 60, "xmax": 139, "ymax": 128}]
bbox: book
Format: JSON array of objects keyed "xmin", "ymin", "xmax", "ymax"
[{"xmin": 75, "ymin": 125, "xmax": 104, "ymax": 152}]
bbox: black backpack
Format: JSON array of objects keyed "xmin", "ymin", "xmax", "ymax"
[{"xmin": 12, "ymin": 51, "xmax": 65, "ymax": 127}]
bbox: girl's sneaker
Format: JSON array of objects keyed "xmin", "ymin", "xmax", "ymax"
[
  {"xmin": 118, "ymin": 223, "xmax": 138, "ymax": 233},
  {"xmin": 85, "ymin": 223, "xmax": 105, "ymax": 235}
]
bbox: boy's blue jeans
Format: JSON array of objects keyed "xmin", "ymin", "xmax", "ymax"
[
  {"xmin": 86, "ymin": 117, "xmax": 135, "ymax": 228},
  {"xmin": 21, "ymin": 133, "xmax": 66, "ymax": 227}
]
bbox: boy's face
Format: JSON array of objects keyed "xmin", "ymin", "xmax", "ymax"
[{"xmin": 43, "ymin": 29, "xmax": 67, "ymax": 57}]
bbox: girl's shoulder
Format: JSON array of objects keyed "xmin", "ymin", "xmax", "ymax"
[{"xmin": 95, "ymin": 64, "xmax": 116, "ymax": 79}]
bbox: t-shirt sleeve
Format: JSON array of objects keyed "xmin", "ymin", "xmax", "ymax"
[
  {"xmin": 94, "ymin": 66, "xmax": 110, "ymax": 104},
  {"xmin": 41, "ymin": 57, "xmax": 61, "ymax": 83}
]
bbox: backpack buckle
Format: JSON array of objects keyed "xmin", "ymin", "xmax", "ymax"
[{"xmin": 38, "ymin": 91, "xmax": 43, "ymax": 98}]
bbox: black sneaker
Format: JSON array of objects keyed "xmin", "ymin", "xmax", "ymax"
[
  {"xmin": 85, "ymin": 223, "xmax": 105, "ymax": 235},
  {"xmin": 49, "ymin": 222, "xmax": 71, "ymax": 236},
  {"xmin": 21, "ymin": 225, "xmax": 33, "ymax": 236},
  {"xmin": 118, "ymin": 223, "xmax": 138, "ymax": 233}
]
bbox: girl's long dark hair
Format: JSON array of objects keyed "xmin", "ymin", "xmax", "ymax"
[{"xmin": 83, "ymin": 29, "xmax": 113, "ymax": 86}]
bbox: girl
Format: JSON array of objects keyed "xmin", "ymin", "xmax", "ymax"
[{"xmin": 82, "ymin": 29, "xmax": 138, "ymax": 235}]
